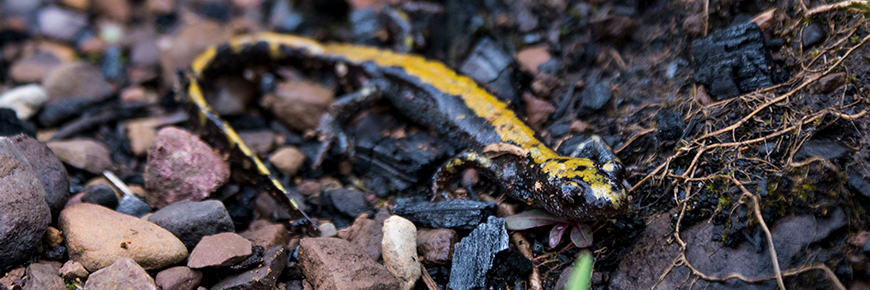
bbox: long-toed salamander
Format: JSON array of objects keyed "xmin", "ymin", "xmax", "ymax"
[{"xmin": 181, "ymin": 33, "xmax": 628, "ymax": 231}]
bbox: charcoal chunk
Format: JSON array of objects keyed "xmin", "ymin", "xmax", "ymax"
[
  {"xmin": 448, "ymin": 216, "xmax": 509, "ymax": 290},
  {"xmin": 391, "ymin": 198, "xmax": 495, "ymax": 230},
  {"xmin": 692, "ymin": 23, "xmax": 788, "ymax": 99}
]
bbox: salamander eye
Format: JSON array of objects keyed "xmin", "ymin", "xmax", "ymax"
[{"xmin": 559, "ymin": 183, "xmax": 582, "ymax": 205}]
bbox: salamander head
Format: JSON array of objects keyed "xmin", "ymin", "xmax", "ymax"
[{"xmin": 538, "ymin": 157, "xmax": 628, "ymax": 220}]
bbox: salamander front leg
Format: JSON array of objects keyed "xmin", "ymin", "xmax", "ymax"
[
  {"xmin": 314, "ymin": 85, "xmax": 381, "ymax": 168},
  {"xmin": 431, "ymin": 150, "xmax": 499, "ymax": 201},
  {"xmin": 563, "ymin": 135, "xmax": 625, "ymax": 184}
]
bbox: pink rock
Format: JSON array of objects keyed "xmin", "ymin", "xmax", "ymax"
[{"xmin": 143, "ymin": 127, "xmax": 229, "ymax": 209}]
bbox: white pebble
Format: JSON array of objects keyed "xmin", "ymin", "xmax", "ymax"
[
  {"xmin": 0, "ymin": 84, "xmax": 47, "ymax": 119},
  {"xmin": 382, "ymin": 215, "xmax": 420, "ymax": 290}
]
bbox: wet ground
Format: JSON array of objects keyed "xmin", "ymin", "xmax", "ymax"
[{"xmin": 1, "ymin": 0, "xmax": 869, "ymax": 289}]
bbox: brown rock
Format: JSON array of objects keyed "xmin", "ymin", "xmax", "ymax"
[
  {"xmin": 43, "ymin": 226, "xmax": 63, "ymax": 247},
  {"xmin": 155, "ymin": 266, "xmax": 202, "ymax": 290},
  {"xmin": 337, "ymin": 214, "xmax": 384, "ymax": 260},
  {"xmin": 11, "ymin": 134, "xmax": 69, "ymax": 219},
  {"xmin": 590, "ymin": 15, "xmax": 637, "ymax": 41},
  {"xmin": 0, "ymin": 267, "xmax": 25, "ymax": 289},
  {"xmin": 58, "ymin": 203, "xmax": 188, "ymax": 271},
  {"xmin": 159, "ymin": 20, "xmax": 230, "ymax": 90},
  {"xmin": 239, "ymin": 130, "xmax": 278, "ymax": 156},
  {"xmin": 516, "ymin": 45, "xmax": 551, "ymax": 75},
  {"xmin": 94, "ymin": 0, "xmax": 131, "ymax": 22},
  {"xmin": 416, "ymin": 228, "xmax": 458, "ymax": 265},
  {"xmin": 260, "ymin": 80, "xmax": 335, "ymax": 131},
  {"xmin": 240, "ymin": 221, "xmax": 291, "ymax": 250},
  {"xmin": 0, "ymin": 139, "xmax": 51, "ymax": 270},
  {"xmin": 125, "ymin": 118, "xmax": 158, "ymax": 157},
  {"xmin": 46, "ymin": 139, "xmax": 114, "ymax": 174},
  {"xmin": 84, "ymin": 258, "xmax": 157, "ymax": 290},
  {"xmin": 23, "ymin": 263, "xmax": 65, "ymax": 290},
  {"xmin": 59, "ymin": 260, "xmax": 89, "ymax": 280},
  {"xmin": 298, "ymin": 237, "xmax": 401, "ymax": 290},
  {"xmin": 42, "ymin": 62, "xmax": 113, "ymax": 102},
  {"xmin": 813, "ymin": 72, "xmax": 846, "ymax": 94},
  {"xmin": 270, "ymin": 146, "xmax": 306, "ymax": 176},
  {"xmin": 143, "ymin": 127, "xmax": 230, "ymax": 209},
  {"xmin": 187, "ymin": 232, "xmax": 253, "ymax": 269},
  {"xmin": 381, "ymin": 216, "xmax": 420, "ymax": 290},
  {"xmin": 522, "ymin": 93, "xmax": 554, "ymax": 131},
  {"xmin": 9, "ymin": 53, "xmax": 62, "ymax": 83},
  {"xmin": 208, "ymin": 77, "xmax": 258, "ymax": 115},
  {"xmin": 59, "ymin": 0, "xmax": 90, "ymax": 11}
]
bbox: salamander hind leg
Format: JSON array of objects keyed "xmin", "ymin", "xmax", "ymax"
[
  {"xmin": 431, "ymin": 150, "xmax": 498, "ymax": 202},
  {"xmin": 314, "ymin": 85, "xmax": 381, "ymax": 168}
]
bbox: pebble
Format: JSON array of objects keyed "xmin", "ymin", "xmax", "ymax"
[
  {"xmin": 238, "ymin": 130, "xmax": 278, "ymax": 156},
  {"xmin": 44, "ymin": 226, "xmax": 64, "ymax": 247},
  {"xmin": 813, "ymin": 72, "xmax": 846, "ymax": 94},
  {"xmin": 590, "ymin": 14, "xmax": 637, "ymax": 41},
  {"xmin": 59, "ymin": 260, "xmax": 89, "ymax": 280},
  {"xmin": 155, "ymin": 266, "xmax": 202, "ymax": 290},
  {"xmin": 36, "ymin": 97, "xmax": 98, "ymax": 127},
  {"xmin": 298, "ymin": 237, "xmax": 401, "ymax": 290},
  {"xmin": 10, "ymin": 134, "xmax": 69, "ymax": 219},
  {"xmin": 126, "ymin": 119, "xmax": 157, "ymax": 157},
  {"xmin": 319, "ymin": 221, "xmax": 338, "ymax": 237},
  {"xmin": 579, "ymin": 80, "xmax": 612, "ymax": 112},
  {"xmin": 382, "ymin": 216, "xmax": 420, "ymax": 290},
  {"xmin": 802, "ymin": 23, "xmax": 826, "ymax": 48},
  {"xmin": 0, "ymin": 267, "xmax": 25, "ymax": 288},
  {"xmin": 416, "ymin": 228, "xmax": 458, "ymax": 265},
  {"xmin": 23, "ymin": 263, "xmax": 65, "ymax": 290},
  {"xmin": 115, "ymin": 193, "xmax": 153, "ymax": 217},
  {"xmin": 84, "ymin": 258, "xmax": 158, "ymax": 290},
  {"xmin": 260, "ymin": 80, "xmax": 335, "ymax": 131},
  {"xmin": 327, "ymin": 188, "xmax": 368, "ymax": 218},
  {"xmin": 148, "ymin": 200, "xmax": 235, "ymax": 250},
  {"xmin": 143, "ymin": 127, "xmax": 230, "ymax": 209},
  {"xmin": 81, "ymin": 184, "xmax": 120, "ymax": 209},
  {"xmin": 240, "ymin": 220, "xmax": 291, "ymax": 250},
  {"xmin": 0, "ymin": 108, "xmax": 36, "ymax": 137},
  {"xmin": 9, "ymin": 53, "xmax": 63, "ymax": 83},
  {"xmin": 209, "ymin": 77, "xmax": 258, "ymax": 116},
  {"xmin": 58, "ymin": 203, "xmax": 188, "ymax": 271},
  {"xmin": 0, "ymin": 138, "xmax": 51, "ymax": 270},
  {"xmin": 130, "ymin": 38, "xmax": 161, "ymax": 68},
  {"xmin": 159, "ymin": 20, "xmax": 230, "ymax": 89},
  {"xmin": 654, "ymin": 109, "xmax": 685, "ymax": 142},
  {"xmin": 37, "ymin": 6, "xmax": 88, "ymax": 42},
  {"xmin": 94, "ymin": 0, "xmax": 130, "ymax": 22},
  {"xmin": 522, "ymin": 92, "xmax": 555, "ymax": 131},
  {"xmin": 42, "ymin": 62, "xmax": 113, "ymax": 103},
  {"xmin": 46, "ymin": 139, "xmax": 114, "ymax": 174},
  {"xmin": 516, "ymin": 45, "xmax": 551, "ymax": 75},
  {"xmin": 59, "ymin": 0, "xmax": 89, "ymax": 11},
  {"xmin": 269, "ymin": 146, "xmax": 306, "ymax": 176},
  {"xmin": 0, "ymin": 85, "xmax": 48, "ymax": 120},
  {"xmin": 337, "ymin": 214, "xmax": 385, "ymax": 260},
  {"xmin": 187, "ymin": 232, "xmax": 253, "ymax": 268},
  {"xmin": 448, "ymin": 216, "xmax": 509, "ymax": 290},
  {"xmin": 211, "ymin": 246, "xmax": 288, "ymax": 290}
]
